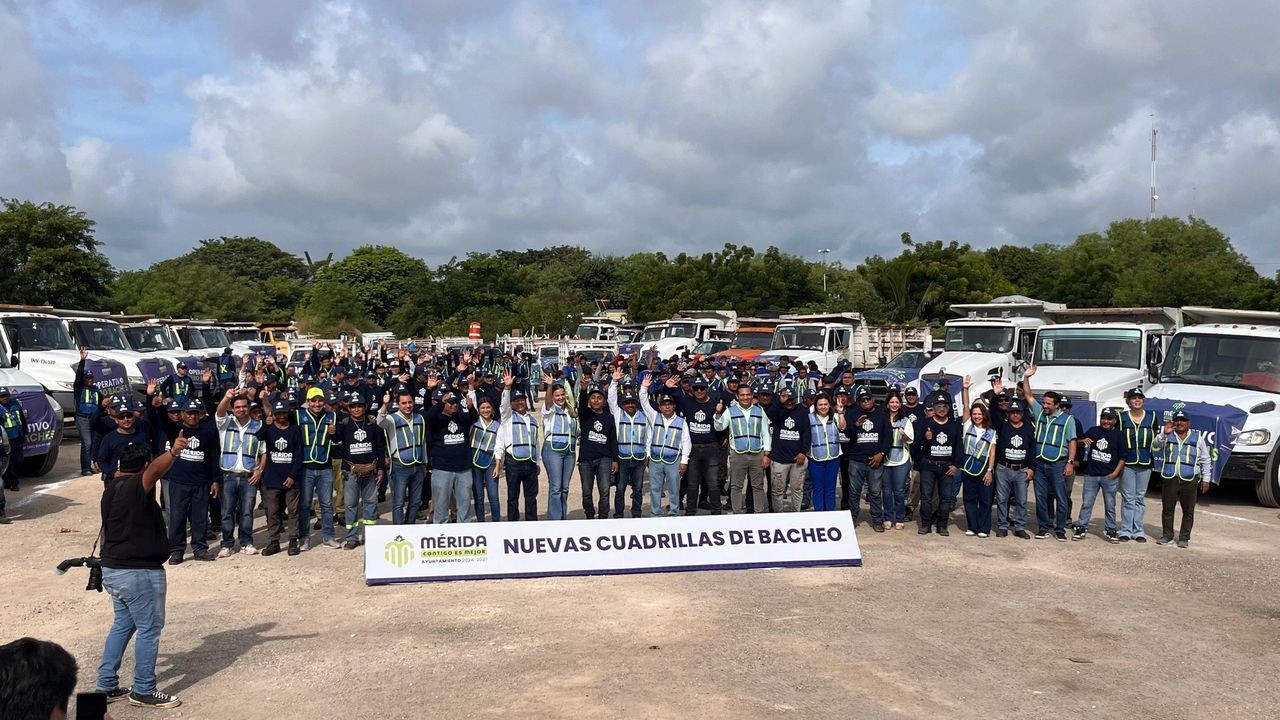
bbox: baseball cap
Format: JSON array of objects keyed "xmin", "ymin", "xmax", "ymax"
[
  {"xmin": 1100, "ymin": 407, "xmax": 1118, "ymax": 419},
  {"xmin": 620, "ymin": 392, "xmax": 639, "ymax": 404},
  {"xmin": 1172, "ymin": 409, "xmax": 1190, "ymax": 421},
  {"xmin": 306, "ymin": 387, "xmax": 325, "ymax": 400},
  {"xmin": 182, "ymin": 399, "xmax": 203, "ymax": 412},
  {"xmin": 777, "ymin": 385, "xmax": 794, "ymax": 398},
  {"xmin": 167, "ymin": 399, "xmax": 183, "ymax": 412},
  {"xmin": 657, "ymin": 393, "xmax": 675, "ymax": 405},
  {"xmin": 1006, "ymin": 399, "xmax": 1025, "ymax": 412},
  {"xmin": 510, "ymin": 388, "xmax": 528, "ymax": 401},
  {"xmin": 175, "ymin": 361, "xmax": 187, "ymax": 370},
  {"xmin": 1124, "ymin": 386, "xmax": 1145, "ymax": 398},
  {"xmin": 691, "ymin": 378, "xmax": 709, "ymax": 390},
  {"xmin": 904, "ymin": 386, "xmax": 919, "ymax": 397},
  {"xmin": 0, "ymin": 386, "xmax": 9, "ymax": 396},
  {"xmin": 856, "ymin": 389, "xmax": 873, "ymax": 400},
  {"xmin": 346, "ymin": 392, "xmax": 366, "ymax": 406},
  {"xmin": 271, "ymin": 399, "xmax": 291, "ymax": 414}
]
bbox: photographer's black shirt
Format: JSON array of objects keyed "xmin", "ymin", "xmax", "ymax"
[{"xmin": 101, "ymin": 472, "xmax": 169, "ymax": 569}]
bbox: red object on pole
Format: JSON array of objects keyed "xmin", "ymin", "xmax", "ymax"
[{"xmin": 468, "ymin": 321, "xmax": 482, "ymax": 342}]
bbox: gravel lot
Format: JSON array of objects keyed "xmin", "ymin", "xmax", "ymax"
[{"xmin": 2, "ymin": 439, "xmax": 1278, "ymax": 719}]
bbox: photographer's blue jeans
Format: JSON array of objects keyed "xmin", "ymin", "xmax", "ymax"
[
  {"xmin": 390, "ymin": 464, "xmax": 424, "ymax": 524},
  {"xmin": 543, "ymin": 445, "xmax": 574, "ymax": 520},
  {"xmin": 298, "ymin": 466, "xmax": 335, "ymax": 541},
  {"xmin": 472, "ymin": 467, "xmax": 501, "ymax": 522},
  {"xmin": 76, "ymin": 413, "xmax": 94, "ymax": 474},
  {"xmin": 97, "ymin": 567, "xmax": 166, "ymax": 696},
  {"xmin": 220, "ymin": 472, "xmax": 256, "ymax": 548}
]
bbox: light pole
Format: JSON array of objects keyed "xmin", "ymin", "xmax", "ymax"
[{"xmin": 818, "ymin": 248, "xmax": 831, "ymax": 293}]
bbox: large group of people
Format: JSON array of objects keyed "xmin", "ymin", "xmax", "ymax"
[{"xmin": 7, "ymin": 340, "xmax": 1210, "ymax": 560}]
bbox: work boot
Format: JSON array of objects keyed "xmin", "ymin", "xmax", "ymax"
[
  {"xmin": 343, "ymin": 539, "xmax": 359, "ymax": 550},
  {"xmin": 1176, "ymin": 538, "xmax": 1189, "ymax": 548},
  {"xmin": 261, "ymin": 540, "xmax": 282, "ymax": 557},
  {"xmin": 287, "ymin": 539, "xmax": 301, "ymax": 556},
  {"xmin": 1156, "ymin": 534, "xmax": 1174, "ymax": 545}
]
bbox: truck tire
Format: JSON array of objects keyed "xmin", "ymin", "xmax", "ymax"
[
  {"xmin": 20, "ymin": 417, "xmax": 64, "ymax": 478},
  {"xmin": 1255, "ymin": 447, "xmax": 1280, "ymax": 508}
]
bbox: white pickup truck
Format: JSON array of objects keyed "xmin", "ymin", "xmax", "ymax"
[
  {"xmin": 1146, "ymin": 307, "xmax": 1280, "ymax": 506},
  {"xmin": 1027, "ymin": 307, "xmax": 1182, "ymax": 421},
  {"xmin": 917, "ymin": 296, "xmax": 1060, "ymax": 401},
  {"xmin": 757, "ymin": 313, "xmax": 930, "ymax": 373}
]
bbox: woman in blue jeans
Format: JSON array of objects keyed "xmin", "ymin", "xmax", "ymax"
[
  {"xmin": 882, "ymin": 392, "xmax": 914, "ymax": 529},
  {"xmin": 540, "ymin": 374, "xmax": 578, "ymax": 520},
  {"xmin": 468, "ymin": 395, "xmax": 502, "ymax": 521}
]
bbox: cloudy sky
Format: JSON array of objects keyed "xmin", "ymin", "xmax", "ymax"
[{"xmin": 3, "ymin": 0, "xmax": 1279, "ymax": 273}]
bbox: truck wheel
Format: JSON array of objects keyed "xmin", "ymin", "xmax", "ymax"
[
  {"xmin": 1255, "ymin": 447, "xmax": 1280, "ymax": 508},
  {"xmin": 19, "ymin": 416, "xmax": 64, "ymax": 477}
]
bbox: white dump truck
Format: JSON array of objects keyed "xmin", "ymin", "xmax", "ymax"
[
  {"xmin": 0, "ymin": 309, "xmax": 132, "ymax": 415},
  {"xmin": 1146, "ymin": 307, "xmax": 1280, "ymax": 506},
  {"xmin": 757, "ymin": 313, "xmax": 929, "ymax": 373},
  {"xmin": 1027, "ymin": 307, "xmax": 1182, "ymax": 421},
  {"xmin": 917, "ymin": 296, "xmax": 1062, "ymax": 401},
  {"xmin": 644, "ymin": 310, "xmax": 739, "ymax": 359}
]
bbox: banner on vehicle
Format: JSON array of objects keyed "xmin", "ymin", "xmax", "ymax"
[
  {"xmin": 1143, "ymin": 398, "xmax": 1248, "ymax": 482},
  {"xmin": 365, "ymin": 511, "xmax": 861, "ymax": 585},
  {"xmin": 84, "ymin": 358, "xmax": 130, "ymax": 396},
  {"xmin": 17, "ymin": 389, "xmax": 58, "ymax": 456}
]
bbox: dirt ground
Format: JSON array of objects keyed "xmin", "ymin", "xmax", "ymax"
[{"xmin": 2, "ymin": 438, "xmax": 1279, "ymax": 720}]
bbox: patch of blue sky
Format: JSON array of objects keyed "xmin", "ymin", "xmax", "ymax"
[
  {"xmin": 885, "ymin": 1, "xmax": 971, "ymax": 94},
  {"xmin": 22, "ymin": 0, "xmax": 228, "ymax": 150}
]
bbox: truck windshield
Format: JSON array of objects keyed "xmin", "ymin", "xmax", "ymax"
[
  {"xmin": 638, "ymin": 325, "xmax": 668, "ymax": 342},
  {"xmin": 226, "ymin": 329, "xmax": 257, "ymax": 343},
  {"xmin": 1033, "ymin": 328, "xmax": 1142, "ymax": 369},
  {"xmin": 944, "ymin": 325, "xmax": 1014, "ymax": 353},
  {"xmin": 732, "ymin": 332, "xmax": 774, "ymax": 350},
  {"xmin": 70, "ymin": 321, "xmax": 131, "ymax": 351},
  {"xmin": 176, "ymin": 327, "xmax": 210, "ymax": 350},
  {"xmin": 1161, "ymin": 333, "xmax": 1280, "ymax": 394},
  {"xmin": 667, "ymin": 322, "xmax": 698, "ymax": 339},
  {"xmin": 694, "ymin": 340, "xmax": 729, "ymax": 355},
  {"xmin": 771, "ymin": 326, "xmax": 825, "ymax": 351},
  {"xmin": 575, "ymin": 324, "xmax": 602, "ymax": 340},
  {"xmin": 125, "ymin": 326, "xmax": 178, "ymax": 351},
  {"xmin": 1, "ymin": 317, "xmax": 76, "ymax": 351},
  {"xmin": 200, "ymin": 328, "xmax": 231, "ymax": 347},
  {"xmin": 884, "ymin": 351, "xmax": 929, "ymax": 369}
]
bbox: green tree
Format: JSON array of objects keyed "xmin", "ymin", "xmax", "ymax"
[
  {"xmin": 295, "ymin": 279, "xmax": 375, "ymax": 336},
  {"xmin": 0, "ymin": 198, "xmax": 114, "ymax": 308},
  {"xmin": 114, "ymin": 262, "xmax": 262, "ymax": 320},
  {"xmin": 309, "ymin": 245, "xmax": 430, "ymax": 326}
]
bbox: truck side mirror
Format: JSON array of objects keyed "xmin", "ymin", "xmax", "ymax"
[{"xmin": 9, "ymin": 354, "xmax": 17, "ymax": 368}]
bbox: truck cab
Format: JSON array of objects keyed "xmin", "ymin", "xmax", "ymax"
[
  {"xmin": 60, "ymin": 315, "xmax": 169, "ymax": 392},
  {"xmin": 758, "ymin": 321, "xmax": 853, "ymax": 373},
  {"xmin": 573, "ymin": 316, "xmax": 624, "ymax": 342},
  {"xmin": 1027, "ymin": 307, "xmax": 1181, "ymax": 421},
  {"xmin": 1145, "ymin": 307, "xmax": 1280, "ymax": 506},
  {"xmin": 122, "ymin": 322, "xmax": 202, "ymax": 376},
  {"xmin": 0, "ymin": 310, "xmax": 130, "ymax": 415},
  {"xmin": 166, "ymin": 322, "xmax": 231, "ymax": 366},
  {"xmin": 917, "ymin": 296, "xmax": 1060, "ymax": 401},
  {"xmin": 618, "ymin": 321, "xmax": 670, "ymax": 359},
  {"xmin": 645, "ymin": 310, "xmax": 739, "ymax": 359}
]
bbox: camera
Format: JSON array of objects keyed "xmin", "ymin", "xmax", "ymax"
[{"xmin": 56, "ymin": 556, "xmax": 104, "ymax": 592}]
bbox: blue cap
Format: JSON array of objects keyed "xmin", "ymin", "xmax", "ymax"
[
  {"xmin": 167, "ymin": 399, "xmax": 183, "ymax": 412},
  {"xmin": 0, "ymin": 386, "xmax": 9, "ymax": 396},
  {"xmin": 1124, "ymin": 386, "xmax": 1145, "ymax": 398},
  {"xmin": 347, "ymin": 392, "xmax": 366, "ymax": 406},
  {"xmin": 182, "ymin": 399, "xmax": 203, "ymax": 412},
  {"xmin": 1007, "ymin": 399, "xmax": 1025, "ymax": 412},
  {"xmin": 271, "ymin": 399, "xmax": 291, "ymax": 413}
]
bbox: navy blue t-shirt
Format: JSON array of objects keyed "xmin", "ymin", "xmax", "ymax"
[
  {"xmin": 1083, "ymin": 425, "xmax": 1124, "ymax": 477},
  {"xmin": 166, "ymin": 421, "xmax": 219, "ymax": 486},
  {"xmin": 256, "ymin": 423, "xmax": 304, "ymax": 489}
]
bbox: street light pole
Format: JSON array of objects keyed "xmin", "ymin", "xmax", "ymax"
[{"xmin": 818, "ymin": 248, "xmax": 831, "ymax": 293}]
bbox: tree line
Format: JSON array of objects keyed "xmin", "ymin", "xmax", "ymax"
[{"xmin": 2, "ymin": 197, "xmax": 1278, "ymax": 338}]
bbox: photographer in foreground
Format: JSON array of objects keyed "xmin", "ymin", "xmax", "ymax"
[{"xmin": 94, "ymin": 441, "xmax": 183, "ymax": 709}]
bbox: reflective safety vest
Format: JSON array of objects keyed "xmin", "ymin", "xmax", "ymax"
[
  {"xmin": 961, "ymin": 424, "xmax": 996, "ymax": 476},
  {"xmin": 0, "ymin": 402, "xmax": 22, "ymax": 440},
  {"xmin": 219, "ymin": 418, "xmax": 262, "ymax": 472},
  {"xmin": 296, "ymin": 409, "xmax": 334, "ymax": 464},
  {"xmin": 1160, "ymin": 430, "xmax": 1202, "ymax": 481},
  {"xmin": 728, "ymin": 404, "xmax": 766, "ymax": 454},
  {"xmin": 887, "ymin": 418, "xmax": 911, "ymax": 466},
  {"xmin": 546, "ymin": 406, "xmax": 577, "ymax": 454},
  {"xmin": 387, "ymin": 412, "xmax": 426, "ymax": 466},
  {"xmin": 509, "ymin": 414, "xmax": 539, "ymax": 462},
  {"xmin": 169, "ymin": 375, "xmax": 192, "ymax": 402},
  {"xmin": 77, "ymin": 386, "xmax": 101, "ymax": 416},
  {"xmin": 648, "ymin": 414, "xmax": 685, "ymax": 464},
  {"xmin": 1034, "ymin": 409, "xmax": 1072, "ymax": 462},
  {"xmin": 809, "ymin": 413, "xmax": 841, "ymax": 462},
  {"xmin": 1121, "ymin": 411, "xmax": 1156, "ymax": 466},
  {"xmin": 617, "ymin": 410, "xmax": 648, "ymax": 460},
  {"xmin": 285, "ymin": 375, "xmax": 300, "ymax": 390},
  {"xmin": 216, "ymin": 358, "xmax": 235, "ymax": 382},
  {"xmin": 470, "ymin": 419, "xmax": 499, "ymax": 469}
]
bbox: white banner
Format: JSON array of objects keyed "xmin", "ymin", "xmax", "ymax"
[{"xmin": 364, "ymin": 511, "xmax": 861, "ymax": 584}]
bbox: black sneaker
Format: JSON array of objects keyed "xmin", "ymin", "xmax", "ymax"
[
  {"xmin": 1118, "ymin": 535, "xmax": 1132, "ymax": 542},
  {"xmin": 343, "ymin": 539, "xmax": 359, "ymax": 550},
  {"xmin": 167, "ymin": 553, "xmax": 183, "ymax": 565},
  {"xmin": 1134, "ymin": 536, "xmax": 1148, "ymax": 544},
  {"xmin": 1156, "ymin": 534, "xmax": 1174, "ymax": 545},
  {"xmin": 191, "ymin": 550, "xmax": 216, "ymax": 561},
  {"xmin": 1105, "ymin": 529, "xmax": 1119, "ymax": 544},
  {"xmin": 261, "ymin": 541, "xmax": 281, "ymax": 557},
  {"xmin": 1014, "ymin": 530, "xmax": 1031, "ymax": 539},
  {"xmin": 98, "ymin": 686, "xmax": 131, "ymax": 703},
  {"xmin": 1055, "ymin": 532, "xmax": 1067, "ymax": 542},
  {"xmin": 996, "ymin": 529, "xmax": 1008, "ymax": 538},
  {"xmin": 872, "ymin": 524, "xmax": 885, "ymax": 533},
  {"xmin": 287, "ymin": 539, "xmax": 300, "ymax": 556},
  {"xmin": 917, "ymin": 527, "xmax": 931, "ymax": 535},
  {"xmin": 936, "ymin": 527, "xmax": 949, "ymax": 537},
  {"xmin": 1176, "ymin": 538, "xmax": 1189, "ymax": 548},
  {"xmin": 1072, "ymin": 527, "xmax": 1086, "ymax": 541},
  {"xmin": 1034, "ymin": 531, "xmax": 1050, "ymax": 540},
  {"xmin": 129, "ymin": 690, "xmax": 181, "ymax": 708}
]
